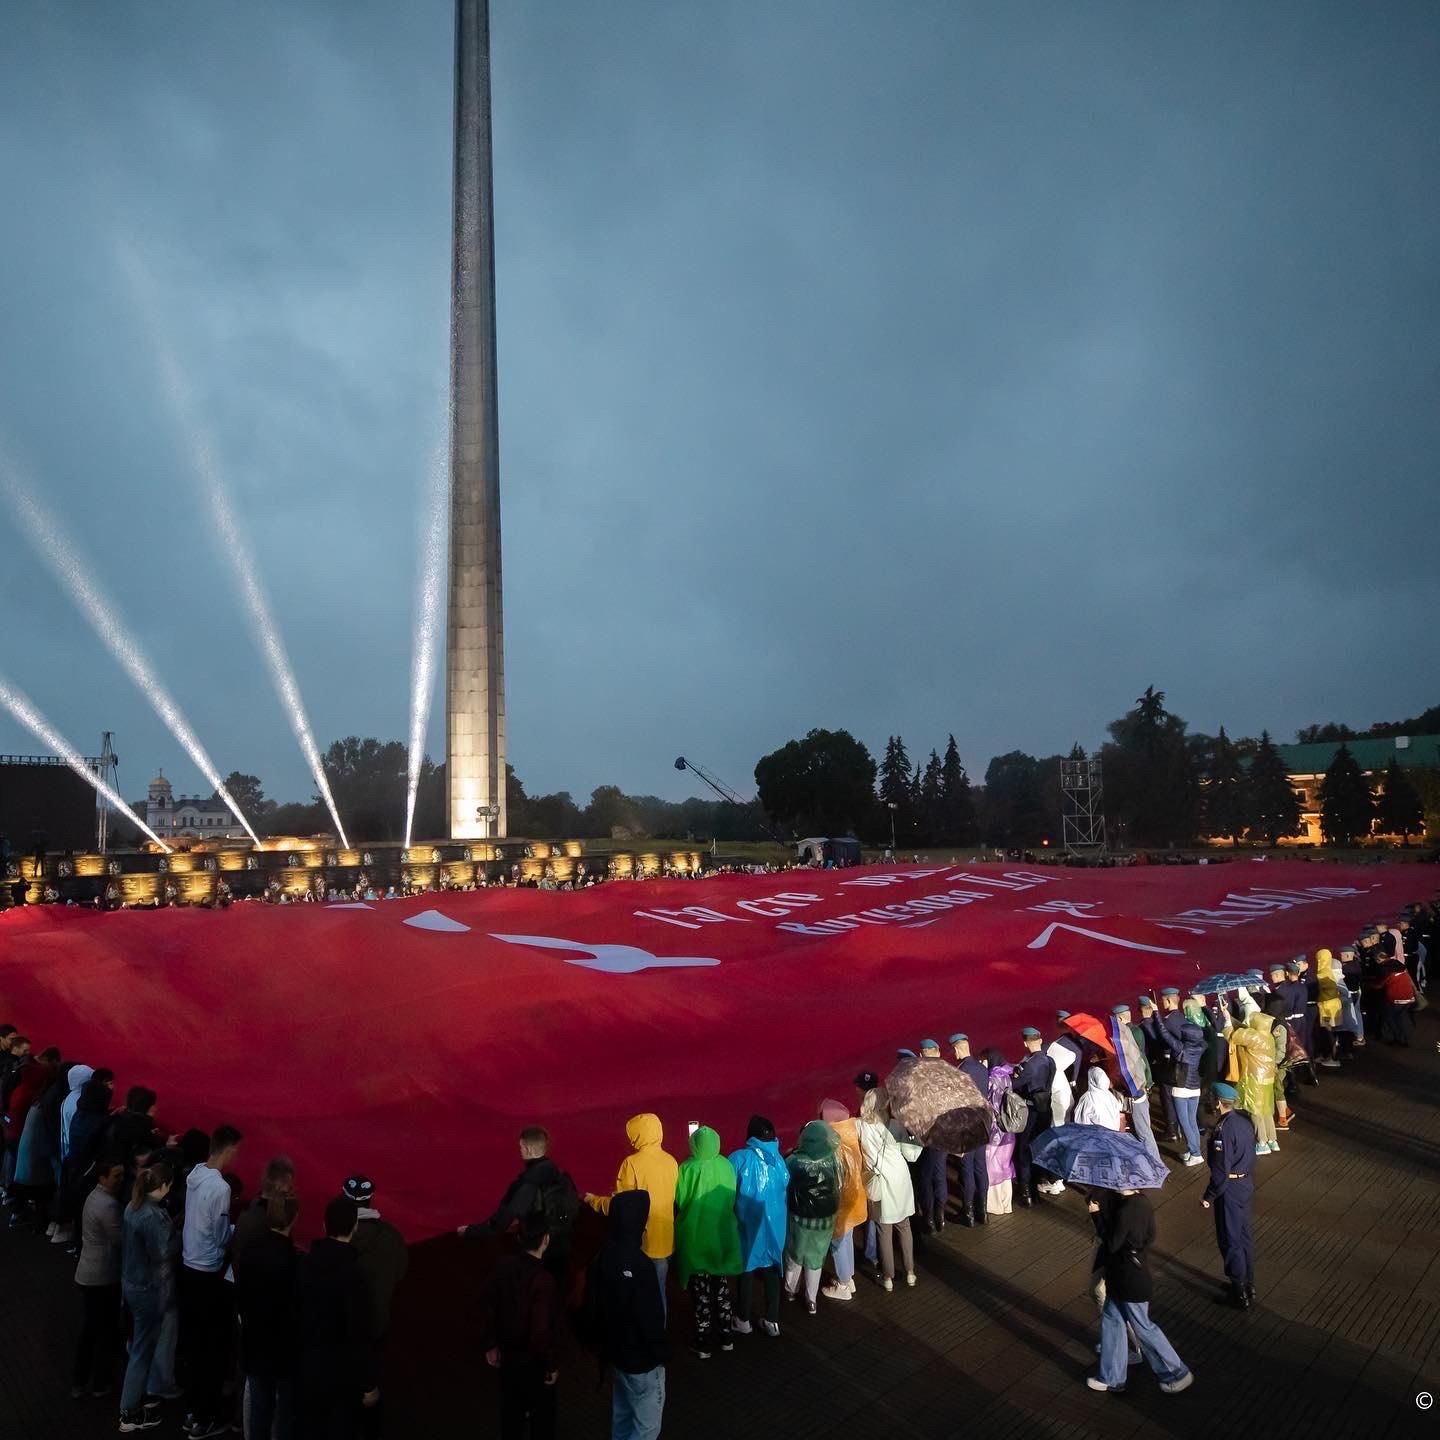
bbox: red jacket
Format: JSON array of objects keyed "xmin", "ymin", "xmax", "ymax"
[
  {"xmin": 1382, "ymin": 966, "xmax": 1417, "ymax": 1004},
  {"xmin": 4, "ymin": 1063, "xmax": 52, "ymax": 1144}
]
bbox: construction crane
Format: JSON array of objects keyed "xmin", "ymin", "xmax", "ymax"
[
  {"xmin": 673, "ymin": 756, "xmax": 788, "ymax": 846},
  {"xmin": 673, "ymin": 756, "xmax": 750, "ymax": 808}
]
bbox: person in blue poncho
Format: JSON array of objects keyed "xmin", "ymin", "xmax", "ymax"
[{"xmin": 726, "ymin": 1115, "xmax": 789, "ymax": 1338}]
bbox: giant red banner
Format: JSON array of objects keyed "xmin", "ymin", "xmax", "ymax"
[{"xmin": 0, "ymin": 861, "xmax": 1419, "ymax": 1237}]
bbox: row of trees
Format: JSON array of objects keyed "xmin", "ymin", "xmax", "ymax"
[{"xmin": 154, "ymin": 688, "xmax": 1434, "ymax": 849}]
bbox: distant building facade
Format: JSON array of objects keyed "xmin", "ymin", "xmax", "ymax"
[
  {"xmin": 132, "ymin": 772, "xmax": 248, "ymax": 842},
  {"xmin": 1275, "ymin": 734, "xmax": 1439, "ymax": 845}
]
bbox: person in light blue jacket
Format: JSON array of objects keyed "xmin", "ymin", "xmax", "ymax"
[{"xmin": 727, "ymin": 1115, "xmax": 789, "ymax": 1337}]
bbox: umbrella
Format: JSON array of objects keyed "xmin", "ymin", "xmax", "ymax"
[
  {"xmin": 1192, "ymin": 971, "xmax": 1265, "ymax": 996},
  {"xmin": 1031, "ymin": 1123, "xmax": 1170, "ymax": 1190},
  {"xmin": 883, "ymin": 1056, "xmax": 992, "ymax": 1154},
  {"xmin": 1061, "ymin": 1012, "xmax": 1115, "ymax": 1054}
]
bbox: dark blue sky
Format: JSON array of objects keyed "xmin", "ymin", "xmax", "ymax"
[{"xmin": 1, "ymin": 1, "xmax": 1437, "ymax": 811}]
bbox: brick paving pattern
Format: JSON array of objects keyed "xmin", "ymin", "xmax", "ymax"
[{"xmin": 2, "ymin": 1012, "xmax": 1436, "ymax": 1440}]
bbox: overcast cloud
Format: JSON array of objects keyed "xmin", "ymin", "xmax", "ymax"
[{"xmin": 1, "ymin": 0, "xmax": 1437, "ymax": 813}]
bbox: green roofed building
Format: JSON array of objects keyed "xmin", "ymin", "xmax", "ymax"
[{"xmin": 1275, "ymin": 734, "xmax": 1440, "ymax": 845}]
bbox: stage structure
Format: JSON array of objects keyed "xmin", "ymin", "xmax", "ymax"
[
  {"xmin": 447, "ymin": 0, "xmax": 507, "ymax": 840},
  {"xmin": 1060, "ymin": 753, "xmax": 1106, "ymax": 854}
]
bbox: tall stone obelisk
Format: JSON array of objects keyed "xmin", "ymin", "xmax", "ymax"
[{"xmin": 447, "ymin": 0, "xmax": 506, "ymax": 840}]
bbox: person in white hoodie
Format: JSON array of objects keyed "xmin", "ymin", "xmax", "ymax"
[
  {"xmin": 1072, "ymin": 1068, "xmax": 1123, "ymax": 1130},
  {"xmin": 48, "ymin": 1064, "xmax": 95, "ymax": 1246},
  {"xmin": 855, "ymin": 1088, "xmax": 916, "ymax": 1293}
]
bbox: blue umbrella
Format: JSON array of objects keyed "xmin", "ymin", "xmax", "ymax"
[
  {"xmin": 1192, "ymin": 971, "xmax": 1265, "ymax": 996},
  {"xmin": 1031, "ymin": 1124, "xmax": 1170, "ymax": 1190}
]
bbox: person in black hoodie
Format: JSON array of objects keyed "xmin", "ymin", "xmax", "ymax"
[
  {"xmin": 587, "ymin": 1190, "xmax": 668, "ymax": 1440},
  {"xmin": 482, "ymin": 1211, "xmax": 561, "ymax": 1439},
  {"xmin": 300, "ymin": 1196, "xmax": 378, "ymax": 1439},
  {"xmin": 1085, "ymin": 1189, "xmax": 1192, "ymax": 1396},
  {"xmin": 235, "ymin": 1193, "xmax": 301, "ymax": 1440},
  {"xmin": 105, "ymin": 1087, "xmax": 166, "ymax": 1166},
  {"xmin": 458, "ymin": 1126, "xmax": 576, "ymax": 1278}
]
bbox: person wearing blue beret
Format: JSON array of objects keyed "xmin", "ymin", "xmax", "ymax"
[{"xmin": 1201, "ymin": 1082, "xmax": 1256, "ymax": 1309}]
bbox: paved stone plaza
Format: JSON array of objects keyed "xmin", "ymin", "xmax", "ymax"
[{"xmin": 3, "ymin": 1010, "xmax": 1436, "ymax": 1440}]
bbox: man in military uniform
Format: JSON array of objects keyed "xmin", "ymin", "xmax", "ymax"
[
  {"xmin": 1111, "ymin": 1004, "xmax": 1161, "ymax": 1164},
  {"xmin": 1201, "ymin": 1081, "xmax": 1256, "ymax": 1310},
  {"xmin": 1012, "ymin": 1027, "xmax": 1056, "ymax": 1207},
  {"xmin": 949, "ymin": 1033, "xmax": 989, "ymax": 1226},
  {"xmin": 1138, "ymin": 993, "xmax": 1180, "ymax": 1142}
]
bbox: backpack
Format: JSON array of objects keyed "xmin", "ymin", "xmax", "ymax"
[
  {"xmin": 532, "ymin": 1169, "xmax": 579, "ymax": 1243},
  {"xmin": 999, "ymin": 1088, "xmax": 1029, "ymax": 1134}
]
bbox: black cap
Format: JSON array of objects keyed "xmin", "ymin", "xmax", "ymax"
[
  {"xmin": 853, "ymin": 1070, "xmax": 879, "ymax": 1091},
  {"xmin": 342, "ymin": 1174, "xmax": 375, "ymax": 1204}
]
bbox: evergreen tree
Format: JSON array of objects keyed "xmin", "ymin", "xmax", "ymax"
[
  {"xmin": 919, "ymin": 750, "xmax": 944, "ymax": 844},
  {"xmin": 1244, "ymin": 730, "xmax": 1302, "ymax": 845},
  {"xmin": 877, "ymin": 735, "xmax": 916, "ymax": 845},
  {"xmin": 939, "ymin": 734, "xmax": 979, "ymax": 845},
  {"xmin": 1203, "ymin": 727, "xmax": 1248, "ymax": 845},
  {"xmin": 1376, "ymin": 757, "xmax": 1424, "ymax": 843},
  {"xmin": 1318, "ymin": 743, "xmax": 1374, "ymax": 847}
]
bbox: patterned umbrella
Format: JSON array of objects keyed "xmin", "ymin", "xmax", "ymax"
[
  {"xmin": 1192, "ymin": 971, "xmax": 1265, "ymax": 996},
  {"xmin": 883, "ymin": 1056, "xmax": 992, "ymax": 1154},
  {"xmin": 1031, "ymin": 1123, "xmax": 1170, "ymax": 1190}
]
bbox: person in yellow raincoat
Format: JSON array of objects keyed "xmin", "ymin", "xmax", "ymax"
[
  {"xmin": 1313, "ymin": 949, "xmax": 1345, "ymax": 1068},
  {"xmin": 1225, "ymin": 1009, "xmax": 1280, "ymax": 1155},
  {"xmin": 584, "ymin": 1113, "xmax": 679, "ymax": 1299},
  {"xmin": 817, "ymin": 1099, "xmax": 867, "ymax": 1302}
]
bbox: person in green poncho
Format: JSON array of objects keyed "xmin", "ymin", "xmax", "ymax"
[
  {"xmin": 782, "ymin": 1120, "xmax": 839, "ymax": 1315},
  {"xmin": 673, "ymin": 1126, "xmax": 743, "ymax": 1359}
]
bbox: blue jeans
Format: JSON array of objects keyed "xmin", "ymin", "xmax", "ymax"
[
  {"xmin": 1099, "ymin": 1299, "xmax": 1187, "ymax": 1387},
  {"xmin": 120, "ymin": 1290, "xmax": 177, "ymax": 1413},
  {"xmin": 828, "ymin": 1229, "xmax": 855, "ymax": 1284},
  {"xmin": 861, "ymin": 1218, "xmax": 877, "ymax": 1265},
  {"xmin": 652, "ymin": 1255, "xmax": 669, "ymax": 1320},
  {"xmin": 245, "ymin": 1373, "xmax": 298, "ymax": 1440},
  {"xmin": 612, "ymin": 1365, "xmax": 665, "ymax": 1440},
  {"xmin": 1174, "ymin": 1094, "xmax": 1202, "ymax": 1158}
]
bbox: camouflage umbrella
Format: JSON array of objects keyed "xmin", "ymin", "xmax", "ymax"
[{"xmin": 883, "ymin": 1055, "xmax": 992, "ymax": 1154}]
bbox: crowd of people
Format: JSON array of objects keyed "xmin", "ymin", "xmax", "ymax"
[{"xmin": 0, "ymin": 897, "xmax": 1430, "ymax": 1437}]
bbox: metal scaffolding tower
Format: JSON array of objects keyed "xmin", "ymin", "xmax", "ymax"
[
  {"xmin": 95, "ymin": 733, "xmax": 119, "ymax": 852},
  {"xmin": 1060, "ymin": 753, "xmax": 1106, "ymax": 853}
]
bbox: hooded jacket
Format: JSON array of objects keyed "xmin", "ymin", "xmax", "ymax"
[
  {"xmin": 59, "ymin": 1064, "xmax": 93, "ymax": 1158},
  {"xmin": 585, "ymin": 1113, "xmax": 678, "ymax": 1260},
  {"xmin": 1072, "ymin": 1068, "xmax": 1122, "ymax": 1129},
  {"xmin": 785, "ymin": 1121, "xmax": 840, "ymax": 1223},
  {"xmin": 818, "ymin": 1102, "xmax": 868, "ymax": 1237},
  {"xmin": 672, "ymin": 1126, "xmax": 742, "ymax": 1286},
  {"xmin": 1227, "ymin": 1011, "xmax": 1278, "ymax": 1114},
  {"xmin": 727, "ymin": 1136, "xmax": 789, "ymax": 1272},
  {"xmin": 590, "ymin": 1190, "xmax": 668, "ymax": 1375},
  {"xmin": 351, "ymin": 1209, "xmax": 409, "ymax": 1339},
  {"xmin": 856, "ymin": 1114, "xmax": 914, "ymax": 1225}
]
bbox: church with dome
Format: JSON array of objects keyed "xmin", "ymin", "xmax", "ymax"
[{"xmin": 131, "ymin": 771, "xmax": 248, "ymax": 842}]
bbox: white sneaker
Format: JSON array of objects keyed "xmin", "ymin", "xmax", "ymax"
[
  {"xmin": 45, "ymin": 1221, "xmax": 57, "ymax": 1239},
  {"xmin": 1049, "ymin": 1181, "xmax": 1067, "ymax": 1194},
  {"xmin": 881, "ymin": 1276, "xmax": 894, "ymax": 1292},
  {"xmin": 1160, "ymin": 1371, "xmax": 1194, "ymax": 1394},
  {"xmin": 1183, "ymin": 1154, "xmax": 1205, "ymax": 1167},
  {"xmin": 846, "ymin": 1278, "xmax": 857, "ymax": 1294},
  {"xmin": 821, "ymin": 1282, "xmax": 853, "ymax": 1301},
  {"xmin": 905, "ymin": 1272, "xmax": 917, "ymax": 1287},
  {"xmin": 730, "ymin": 1318, "xmax": 753, "ymax": 1335},
  {"xmin": 50, "ymin": 1225, "xmax": 72, "ymax": 1245}
]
